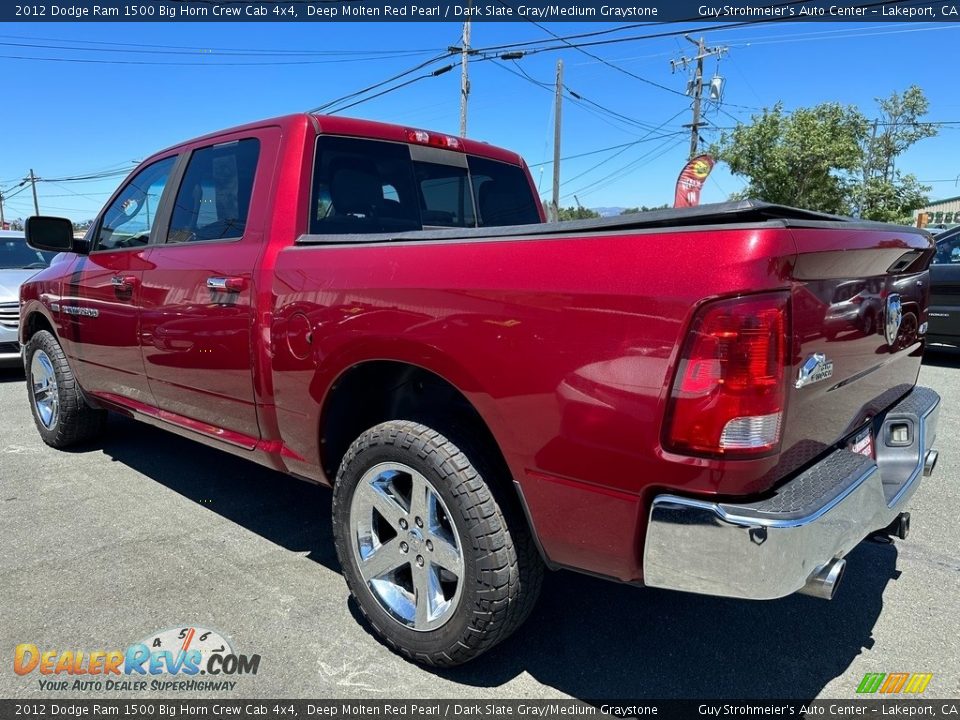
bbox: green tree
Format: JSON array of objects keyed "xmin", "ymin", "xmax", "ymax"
[
  {"xmin": 557, "ymin": 206, "xmax": 600, "ymax": 221},
  {"xmin": 713, "ymin": 88, "xmax": 936, "ymax": 222},
  {"xmin": 859, "ymin": 85, "xmax": 937, "ymax": 222},
  {"xmin": 712, "ymin": 102, "xmax": 868, "ymax": 214},
  {"xmin": 621, "ymin": 204, "xmax": 669, "ymax": 214}
]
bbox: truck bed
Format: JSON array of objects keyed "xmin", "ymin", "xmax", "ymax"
[{"xmin": 295, "ymin": 200, "xmax": 931, "ymax": 245}]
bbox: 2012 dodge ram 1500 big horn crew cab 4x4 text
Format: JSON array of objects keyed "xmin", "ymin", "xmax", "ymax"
[{"xmin": 21, "ymin": 113, "xmax": 941, "ymax": 666}]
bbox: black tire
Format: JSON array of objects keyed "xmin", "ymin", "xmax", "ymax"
[
  {"xmin": 24, "ymin": 330, "xmax": 106, "ymax": 448},
  {"xmin": 332, "ymin": 420, "xmax": 544, "ymax": 667}
]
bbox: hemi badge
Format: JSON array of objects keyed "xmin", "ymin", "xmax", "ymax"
[{"xmin": 796, "ymin": 352, "xmax": 834, "ymax": 389}]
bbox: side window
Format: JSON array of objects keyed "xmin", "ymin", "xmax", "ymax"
[
  {"xmin": 310, "ymin": 136, "xmax": 419, "ymax": 234},
  {"xmin": 467, "ymin": 156, "xmax": 541, "ymax": 227},
  {"xmin": 167, "ymin": 138, "xmax": 260, "ymax": 243},
  {"xmin": 95, "ymin": 157, "xmax": 176, "ymax": 251},
  {"xmin": 413, "ymin": 163, "xmax": 475, "ymax": 228},
  {"xmin": 934, "ymin": 236, "xmax": 960, "ymax": 264}
]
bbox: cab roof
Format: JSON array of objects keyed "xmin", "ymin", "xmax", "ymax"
[{"xmin": 150, "ymin": 113, "xmax": 525, "ymax": 167}]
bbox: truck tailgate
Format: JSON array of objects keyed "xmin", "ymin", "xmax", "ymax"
[{"xmin": 781, "ymin": 225, "xmax": 934, "ymax": 477}]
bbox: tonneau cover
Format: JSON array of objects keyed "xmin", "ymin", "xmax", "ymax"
[{"xmin": 296, "ymin": 200, "xmax": 931, "ymax": 245}]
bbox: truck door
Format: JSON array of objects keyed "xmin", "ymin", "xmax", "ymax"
[
  {"xmin": 929, "ymin": 232, "xmax": 960, "ymax": 342},
  {"xmin": 59, "ymin": 156, "xmax": 178, "ymax": 406},
  {"xmin": 139, "ymin": 131, "xmax": 276, "ymax": 445}
]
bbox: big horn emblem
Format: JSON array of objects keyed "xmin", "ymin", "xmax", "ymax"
[{"xmin": 885, "ymin": 294, "xmax": 903, "ymax": 346}]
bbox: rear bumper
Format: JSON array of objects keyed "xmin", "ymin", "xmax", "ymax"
[{"xmin": 643, "ymin": 386, "xmax": 941, "ymax": 600}]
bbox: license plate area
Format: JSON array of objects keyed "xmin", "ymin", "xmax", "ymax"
[{"xmin": 849, "ymin": 426, "xmax": 875, "ymax": 459}]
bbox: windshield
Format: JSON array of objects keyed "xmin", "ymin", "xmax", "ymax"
[{"xmin": 0, "ymin": 237, "xmax": 56, "ymax": 270}]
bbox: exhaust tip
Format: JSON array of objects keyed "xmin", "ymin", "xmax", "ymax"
[
  {"xmin": 798, "ymin": 558, "xmax": 846, "ymax": 601},
  {"xmin": 924, "ymin": 449, "xmax": 938, "ymax": 477}
]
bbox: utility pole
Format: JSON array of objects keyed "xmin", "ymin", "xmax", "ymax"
[
  {"xmin": 671, "ymin": 36, "xmax": 728, "ymax": 158},
  {"xmin": 29, "ymin": 169, "xmax": 40, "ymax": 216},
  {"xmin": 459, "ymin": 18, "xmax": 471, "ymax": 137},
  {"xmin": 0, "ymin": 192, "xmax": 5, "ymax": 229},
  {"xmin": 551, "ymin": 58, "xmax": 564, "ymax": 222},
  {"xmin": 858, "ymin": 119, "xmax": 879, "ymax": 218}
]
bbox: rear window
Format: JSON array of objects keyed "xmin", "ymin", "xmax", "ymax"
[
  {"xmin": 468, "ymin": 156, "xmax": 541, "ymax": 227},
  {"xmin": 309, "ymin": 136, "xmax": 538, "ymax": 235},
  {"xmin": 310, "ymin": 136, "xmax": 420, "ymax": 235},
  {"xmin": 415, "ymin": 162, "xmax": 475, "ymax": 228}
]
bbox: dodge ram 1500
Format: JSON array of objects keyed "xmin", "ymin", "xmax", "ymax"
[{"xmin": 21, "ymin": 113, "xmax": 941, "ymax": 666}]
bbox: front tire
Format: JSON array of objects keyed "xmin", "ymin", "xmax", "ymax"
[
  {"xmin": 25, "ymin": 330, "xmax": 106, "ymax": 448},
  {"xmin": 332, "ymin": 420, "xmax": 543, "ymax": 666}
]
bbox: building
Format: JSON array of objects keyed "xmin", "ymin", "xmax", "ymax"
[{"xmin": 915, "ymin": 196, "xmax": 960, "ymax": 229}]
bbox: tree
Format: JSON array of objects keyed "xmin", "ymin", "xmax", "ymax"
[
  {"xmin": 621, "ymin": 204, "xmax": 669, "ymax": 214},
  {"xmin": 713, "ymin": 88, "xmax": 936, "ymax": 222},
  {"xmin": 557, "ymin": 206, "xmax": 600, "ymax": 221},
  {"xmin": 860, "ymin": 85, "xmax": 937, "ymax": 222},
  {"xmin": 712, "ymin": 102, "xmax": 867, "ymax": 214}
]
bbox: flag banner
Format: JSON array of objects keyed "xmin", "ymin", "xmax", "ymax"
[{"xmin": 674, "ymin": 154, "xmax": 715, "ymax": 208}]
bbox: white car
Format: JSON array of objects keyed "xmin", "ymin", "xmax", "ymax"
[{"xmin": 0, "ymin": 230, "xmax": 56, "ymax": 368}]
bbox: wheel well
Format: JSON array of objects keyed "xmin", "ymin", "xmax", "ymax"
[
  {"xmin": 23, "ymin": 312, "xmax": 55, "ymax": 343},
  {"xmin": 320, "ymin": 361, "xmax": 513, "ymax": 491}
]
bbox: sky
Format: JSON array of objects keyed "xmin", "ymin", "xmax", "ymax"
[{"xmin": 1, "ymin": 19, "xmax": 959, "ymax": 221}]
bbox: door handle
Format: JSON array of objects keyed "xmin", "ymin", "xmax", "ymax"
[
  {"xmin": 206, "ymin": 276, "xmax": 246, "ymax": 293},
  {"xmin": 111, "ymin": 275, "xmax": 138, "ymax": 290}
]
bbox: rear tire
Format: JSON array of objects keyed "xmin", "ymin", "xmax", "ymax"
[
  {"xmin": 332, "ymin": 420, "xmax": 544, "ymax": 666},
  {"xmin": 25, "ymin": 330, "xmax": 106, "ymax": 448}
]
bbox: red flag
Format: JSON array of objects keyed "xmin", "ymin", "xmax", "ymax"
[{"xmin": 673, "ymin": 154, "xmax": 715, "ymax": 208}]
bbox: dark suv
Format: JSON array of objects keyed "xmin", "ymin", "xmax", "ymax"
[{"xmin": 928, "ymin": 227, "xmax": 960, "ymax": 347}]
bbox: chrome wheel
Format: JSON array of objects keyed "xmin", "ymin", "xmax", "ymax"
[
  {"xmin": 349, "ymin": 462, "xmax": 465, "ymax": 632},
  {"xmin": 30, "ymin": 349, "xmax": 59, "ymax": 430}
]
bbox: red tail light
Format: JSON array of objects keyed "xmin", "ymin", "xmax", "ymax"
[
  {"xmin": 664, "ymin": 292, "xmax": 790, "ymax": 458},
  {"xmin": 405, "ymin": 128, "xmax": 463, "ymax": 151}
]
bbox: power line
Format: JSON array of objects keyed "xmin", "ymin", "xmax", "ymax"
[
  {"xmin": 564, "ymin": 135, "xmax": 688, "ymax": 201},
  {"xmin": 472, "ymin": 1, "xmax": 924, "ymax": 58},
  {"xmin": 326, "ymin": 65, "xmax": 456, "ymax": 115},
  {"xmin": 0, "ymin": 33, "xmax": 437, "ymax": 56},
  {"xmin": 498, "ymin": 0, "xmax": 688, "ymax": 99},
  {"xmin": 308, "ymin": 51, "xmax": 453, "ymax": 113},
  {"xmin": 560, "ymin": 109, "xmax": 688, "ymax": 188},
  {"xmin": 495, "ymin": 60, "xmax": 680, "ymax": 137}
]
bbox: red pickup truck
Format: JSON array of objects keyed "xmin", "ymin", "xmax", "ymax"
[{"xmin": 21, "ymin": 113, "xmax": 941, "ymax": 666}]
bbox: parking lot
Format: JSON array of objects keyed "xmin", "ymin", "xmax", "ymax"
[{"xmin": 2, "ymin": 354, "xmax": 959, "ymax": 702}]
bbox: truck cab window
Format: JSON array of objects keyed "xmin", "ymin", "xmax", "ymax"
[
  {"xmin": 95, "ymin": 156, "xmax": 176, "ymax": 251},
  {"xmin": 167, "ymin": 138, "xmax": 260, "ymax": 243},
  {"xmin": 468, "ymin": 156, "xmax": 541, "ymax": 227},
  {"xmin": 311, "ymin": 136, "xmax": 419, "ymax": 235},
  {"xmin": 414, "ymin": 163, "xmax": 475, "ymax": 228}
]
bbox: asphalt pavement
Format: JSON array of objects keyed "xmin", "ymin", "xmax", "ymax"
[{"xmin": 2, "ymin": 354, "xmax": 958, "ymax": 702}]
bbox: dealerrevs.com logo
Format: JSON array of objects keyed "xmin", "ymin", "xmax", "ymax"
[{"xmin": 14, "ymin": 626, "xmax": 261, "ymax": 692}]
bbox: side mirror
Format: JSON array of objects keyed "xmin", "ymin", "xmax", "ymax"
[{"xmin": 24, "ymin": 216, "xmax": 82, "ymax": 254}]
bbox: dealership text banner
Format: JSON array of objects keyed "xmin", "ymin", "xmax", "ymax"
[
  {"xmin": 6, "ymin": 0, "xmax": 960, "ymax": 22},
  {"xmin": 4, "ymin": 700, "xmax": 960, "ymax": 719}
]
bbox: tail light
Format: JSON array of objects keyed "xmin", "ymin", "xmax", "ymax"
[
  {"xmin": 405, "ymin": 128, "xmax": 463, "ymax": 151},
  {"xmin": 664, "ymin": 292, "xmax": 790, "ymax": 458}
]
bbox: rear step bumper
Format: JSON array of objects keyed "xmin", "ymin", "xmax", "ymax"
[{"xmin": 642, "ymin": 386, "xmax": 941, "ymax": 600}]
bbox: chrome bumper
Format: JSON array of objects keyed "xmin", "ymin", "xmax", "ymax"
[
  {"xmin": 0, "ymin": 323, "xmax": 21, "ymax": 366},
  {"xmin": 643, "ymin": 386, "xmax": 941, "ymax": 600}
]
